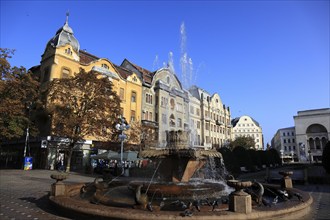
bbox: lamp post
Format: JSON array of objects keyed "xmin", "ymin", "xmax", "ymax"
[
  {"xmin": 115, "ymin": 116, "xmax": 130, "ymax": 174},
  {"xmin": 23, "ymin": 102, "xmax": 32, "ymax": 158}
]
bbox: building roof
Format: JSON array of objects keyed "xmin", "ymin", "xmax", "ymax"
[
  {"xmin": 231, "ymin": 116, "xmax": 260, "ymax": 127},
  {"xmin": 46, "ymin": 14, "xmax": 80, "ymax": 53},
  {"xmin": 79, "ymin": 50, "xmax": 99, "ymax": 65},
  {"xmin": 121, "ymin": 59, "xmax": 155, "ymax": 84},
  {"xmin": 114, "ymin": 64, "xmax": 133, "ymax": 79}
]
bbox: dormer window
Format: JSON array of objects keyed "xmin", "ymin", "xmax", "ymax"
[
  {"xmin": 102, "ymin": 64, "xmax": 109, "ymax": 69},
  {"xmin": 65, "ymin": 48, "xmax": 72, "ymax": 55},
  {"xmin": 133, "ymin": 76, "xmax": 137, "ymax": 82},
  {"xmin": 166, "ymin": 76, "xmax": 170, "ymax": 84}
]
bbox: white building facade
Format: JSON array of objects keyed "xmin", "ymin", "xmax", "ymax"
[
  {"xmin": 231, "ymin": 115, "xmax": 264, "ymax": 150},
  {"xmin": 294, "ymin": 108, "xmax": 330, "ymax": 162},
  {"xmin": 271, "ymin": 127, "xmax": 297, "ymax": 163}
]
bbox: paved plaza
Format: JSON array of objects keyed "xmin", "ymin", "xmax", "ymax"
[{"xmin": 0, "ymin": 169, "xmax": 329, "ymax": 220}]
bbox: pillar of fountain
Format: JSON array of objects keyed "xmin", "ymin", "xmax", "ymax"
[
  {"xmin": 227, "ymin": 180, "xmax": 252, "ymax": 214},
  {"xmin": 50, "ymin": 173, "xmax": 68, "ymax": 196},
  {"xmin": 279, "ymin": 171, "xmax": 293, "ymax": 189}
]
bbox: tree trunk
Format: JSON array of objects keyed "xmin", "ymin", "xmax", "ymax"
[{"xmin": 65, "ymin": 143, "xmax": 74, "ymax": 172}]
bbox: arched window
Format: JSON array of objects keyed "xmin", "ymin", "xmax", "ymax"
[
  {"xmin": 170, "ymin": 114, "xmax": 175, "ymax": 127},
  {"xmin": 315, "ymin": 137, "xmax": 321, "ymax": 150}
]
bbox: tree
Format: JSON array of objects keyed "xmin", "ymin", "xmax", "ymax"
[
  {"xmin": 322, "ymin": 141, "xmax": 330, "ymax": 174},
  {"xmin": 229, "ymin": 136, "xmax": 256, "ymax": 150},
  {"xmin": 46, "ymin": 69, "xmax": 121, "ymax": 172},
  {"xmin": 0, "ymin": 48, "xmax": 40, "ymax": 141}
]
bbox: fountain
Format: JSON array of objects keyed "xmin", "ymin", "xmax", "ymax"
[{"xmin": 49, "ymin": 130, "xmax": 313, "ymax": 219}]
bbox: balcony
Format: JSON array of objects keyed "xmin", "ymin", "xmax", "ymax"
[{"xmin": 216, "ymin": 120, "xmax": 223, "ymax": 126}]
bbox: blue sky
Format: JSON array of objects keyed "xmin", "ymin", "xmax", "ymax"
[{"xmin": 1, "ymin": 0, "xmax": 329, "ymax": 147}]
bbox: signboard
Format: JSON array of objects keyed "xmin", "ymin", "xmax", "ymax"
[{"xmin": 24, "ymin": 157, "xmax": 33, "ymax": 170}]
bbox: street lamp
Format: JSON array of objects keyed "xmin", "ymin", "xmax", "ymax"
[
  {"xmin": 115, "ymin": 116, "xmax": 130, "ymax": 174},
  {"xmin": 23, "ymin": 102, "xmax": 32, "ymax": 158}
]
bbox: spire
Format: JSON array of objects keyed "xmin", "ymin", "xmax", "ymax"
[{"xmin": 66, "ymin": 11, "xmax": 69, "ymax": 24}]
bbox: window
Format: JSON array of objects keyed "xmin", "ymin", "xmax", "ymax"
[
  {"xmin": 119, "ymin": 88, "xmax": 125, "ymax": 100},
  {"xmin": 284, "ymin": 139, "xmax": 286, "ymax": 143},
  {"xmin": 149, "ymin": 112, "xmax": 152, "ymax": 121},
  {"xmin": 161, "ymin": 97, "xmax": 168, "ymax": 107},
  {"xmin": 206, "ymin": 136, "xmax": 210, "ymax": 144},
  {"xmin": 130, "ymin": 110, "xmax": 136, "ymax": 122},
  {"xmin": 177, "ymin": 103, "xmax": 183, "ymax": 112},
  {"xmin": 197, "ymin": 121, "xmax": 201, "ymax": 129},
  {"xmin": 196, "ymin": 108, "xmax": 200, "ymax": 116},
  {"xmin": 283, "ymin": 132, "xmax": 286, "ymax": 136},
  {"xmin": 170, "ymin": 99, "xmax": 175, "ymax": 110},
  {"xmin": 205, "ymin": 123, "xmax": 210, "ymax": 130},
  {"xmin": 131, "ymin": 91, "xmax": 137, "ymax": 102},
  {"xmin": 146, "ymin": 94, "xmax": 152, "ymax": 104},
  {"xmin": 61, "ymin": 68, "xmax": 70, "ymax": 78},
  {"xmin": 101, "ymin": 63, "xmax": 109, "ymax": 69},
  {"xmin": 177, "ymin": 118, "xmax": 182, "ymax": 128},
  {"xmin": 65, "ymin": 48, "xmax": 72, "ymax": 55},
  {"xmin": 190, "ymin": 106, "xmax": 194, "ymax": 114}
]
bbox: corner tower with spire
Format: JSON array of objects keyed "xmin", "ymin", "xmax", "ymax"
[{"xmin": 40, "ymin": 12, "xmax": 80, "ymax": 81}]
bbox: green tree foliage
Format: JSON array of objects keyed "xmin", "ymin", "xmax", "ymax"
[
  {"xmin": 322, "ymin": 141, "xmax": 330, "ymax": 174},
  {"xmin": 0, "ymin": 48, "xmax": 40, "ymax": 140},
  {"xmin": 229, "ymin": 136, "xmax": 256, "ymax": 150},
  {"xmin": 47, "ymin": 69, "xmax": 121, "ymax": 172}
]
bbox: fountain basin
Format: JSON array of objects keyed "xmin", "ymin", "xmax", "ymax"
[{"xmin": 49, "ymin": 181, "xmax": 313, "ymax": 220}]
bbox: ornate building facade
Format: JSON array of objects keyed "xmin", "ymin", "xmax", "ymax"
[
  {"xmin": 189, "ymin": 86, "xmax": 232, "ymax": 148},
  {"xmin": 28, "ymin": 14, "xmax": 235, "ymax": 170}
]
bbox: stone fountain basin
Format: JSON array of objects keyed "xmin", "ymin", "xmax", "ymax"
[
  {"xmin": 49, "ymin": 181, "xmax": 313, "ymax": 220},
  {"xmin": 128, "ymin": 180, "xmax": 228, "ymax": 201}
]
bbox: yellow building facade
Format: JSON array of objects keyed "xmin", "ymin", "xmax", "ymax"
[{"xmin": 39, "ymin": 16, "xmax": 142, "ymax": 129}]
